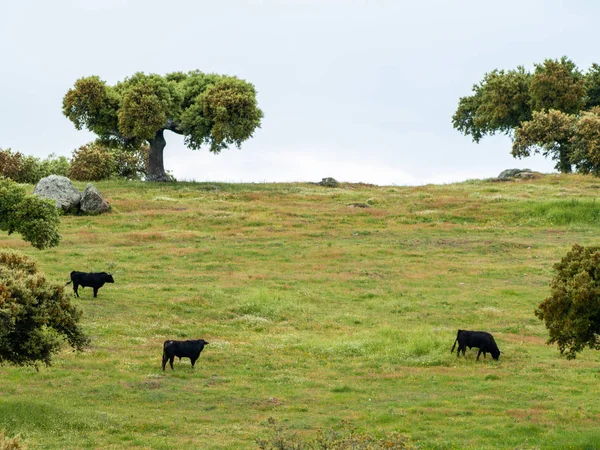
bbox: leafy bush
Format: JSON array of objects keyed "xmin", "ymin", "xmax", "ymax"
[
  {"xmin": 0, "ymin": 251, "xmax": 89, "ymax": 367},
  {"xmin": 38, "ymin": 153, "xmax": 70, "ymax": 178},
  {"xmin": 69, "ymin": 141, "xmax": 148, "ymax": 181},
  {"xmin": 14, "ymin": 155, "xmax": 44, "ymax": 184},
  {"xmin": 256, "ymin": 418, "xmax": 413, "ymax": 450},
  {"xmin": 68, "ymin": 142, "xmax": 116, "ymax": 181},
  {"xmin": 0, "ymin": 178, "xmax": 60, "ymax": 249},
  {"xmin": 0, "ymin": 149, "xmax": 25, "ymax": 181},
  {"xmin": 0, "ymin": 149, "xmax": 71, "ymax": 184},
  {"xmin": 536, "ymin": 243, "xmax": 600, "ymax": 358}
]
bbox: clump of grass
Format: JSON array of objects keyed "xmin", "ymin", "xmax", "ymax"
[
  {"xmin": 0, "ymin": 431, "xmax": 25, "ymax": 450},
  {"xmin": 514, "ymin": 199, "xmax": 600, "ymax": 226},
  {"xmin": 256, "ymin": 417, "xmax": 413, "ymax": 449}
]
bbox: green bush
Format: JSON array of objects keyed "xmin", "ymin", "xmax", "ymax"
[
  {"xmin": 0, "ymin": 178, "xmax": 60, "ymax": 249},
  {"xmin": 0, "ymin": 149, "xmax": 24, "ymax": 181},
  {"xmin": 536, "ymin": 243, "xmax": 600, "ymax": 358},
  {"xmin": 68, "ymin": 141, "xmax": 148, "ymax": 181},
  {"xmin": 0, "ymin": 251, "xmax": 89, "ymax": 367},
  {"xmin": 38, "ymin": 153, "xmax": 70, "ymax": 178},
  {"xmin": 68, "ymin": 142, "xmax": 116, "ymax": 181},
  {"xmin": 0, "ymin": 149, "xmax": 71, "ymax": 184}
]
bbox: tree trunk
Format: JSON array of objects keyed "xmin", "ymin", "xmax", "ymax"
[
  {"xmin": 557, "ymin": 147, "xmax": 573, "ymax": 174},
  {"xmin": 146, "ymin": 129, "xmax": 170, "ymax": 182}
]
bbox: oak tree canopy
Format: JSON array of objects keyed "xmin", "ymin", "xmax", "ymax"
[
  {"xmin": 453, "ymin": 57, "xmax": 600, "ymax": 174},
  {"xmin": 63, "ymin": 71, "xmax": 263, "ymax": 181}
]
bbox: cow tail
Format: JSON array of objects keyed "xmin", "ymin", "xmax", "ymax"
[{"xmin": 65, "ymin": 281, "xmax": 72, "ymax": 286}]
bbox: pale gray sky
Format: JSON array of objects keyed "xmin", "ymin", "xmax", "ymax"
[{"xmin": 1, "ymin": 0, "xmax": 597, "ymax": 185}]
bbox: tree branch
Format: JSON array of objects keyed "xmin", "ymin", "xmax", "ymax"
[{"xmin": 165, "ymin": 119, "xmax": 183, "ymax": 135}]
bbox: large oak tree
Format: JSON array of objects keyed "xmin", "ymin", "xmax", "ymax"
[
  {"xmin": 453, "ymin": 57, "xmax": 600, "ymax": 173},
  {"xmin": 63, "ymin": 71, "xmax": 263, "ymax": 181}
]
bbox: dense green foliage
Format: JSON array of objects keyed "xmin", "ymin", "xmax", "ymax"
[
  {"xmin": 536, "ymin": 244, "xmax": 600, "ymax": 359},
  {"xmin": 0, "ymin": 145, "xmax": 148, "ymax": 183},
  {"xmin": 63, "ymin": 71, "xmax": 263, "ymax": 181},
  {"xmin": 0, "ymin": 178, "xmax": 60, "ymax": 249},
  {"xmin": 453, "ymin": 57, "xmax": 600, "ymax": 173},
  {"xmin": 0, "ymin": 251, "xmax": 89, "ymax": 367},
  {"xmin": 67, "ymin": 142, "xmax": 116, "ymax": 181},
  {"xmin": 0, "ymin": 148, "xmax": 69, "ymax": 184}
]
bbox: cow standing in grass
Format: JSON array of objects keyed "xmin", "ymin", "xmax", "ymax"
[
  {"xmin": 162, "ymin": 339, "xmax": 209, "ymax": 370},
  {"xmin": 451, "ymin": 329, "xmax": 501, "ymax": 361},
  {"xmin": 66, "ymin": 271, "xmax": 114, "ymax": 298}
]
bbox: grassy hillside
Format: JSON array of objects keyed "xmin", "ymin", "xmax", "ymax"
[{"xmin": 2, "ymin": 174, "xmax": 600, "ymax": 449}]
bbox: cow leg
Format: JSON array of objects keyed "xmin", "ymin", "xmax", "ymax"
[
  {"xmin": 460, "ymin": 345, "xmax": 466, "ymax": 357},
  {"xmin": 93, "ymin": 287, "xmax": 98, "ymax": 298},
  {"xmin": 73, "ymin": 283, "xmax": 79, "ymax": 297},
  {"xmin": 190, "ymin": 357, "xmax": 198, "ymax": 368},
  {"xmin": 169, "ymin": 356, "xmax": 175, "ymax": 370},
  {"xmin": 477, "ymin": 349, "xmax": 482, "ymax": 360},
  {"xmin": 162, "ymin": 354, "xmax": 168, "ymax": 371}
]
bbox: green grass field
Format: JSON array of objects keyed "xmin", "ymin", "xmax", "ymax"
[{"xmin": 2, "ymin": 173, "xmax": 600, "ymax": 449}]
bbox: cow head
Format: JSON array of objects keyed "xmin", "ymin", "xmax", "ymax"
[
  {"xmin": 105, "ymin": 273, "xmax": 115, "ymax": 283},
  {"xmin": 491, "ymin": 349, "xmax": 500, "ymax": 360}
]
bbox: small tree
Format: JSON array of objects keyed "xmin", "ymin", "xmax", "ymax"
[
  {"xmin": 0, "ymin": 251, "xmax": 89, "ymax": 367},
  {"xmin": 63, "ymin": 71, "xmax": 263, "ymax": 181},
  {"xmin": 0, "ymin": 178, "xmax": 60, "ymax": 249},
  {"xmin": 536, "ymin": 244, "xmax": 600, "ymax": 359}
]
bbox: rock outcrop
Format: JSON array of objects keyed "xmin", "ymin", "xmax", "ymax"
[
  {"xmin": 80, "ymin": 184, "xmax": 111, "ymax": 214},
  {"xmin": 34, "ymin": 176, "xmax": 110, "ymax": 214},
  {"xmin": 33, "ymin": 175, "xmax": 81, "ymax": 213}
]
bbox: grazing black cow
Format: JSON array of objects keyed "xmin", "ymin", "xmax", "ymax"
[
  {"xmin": 65, "ymin": 271, "xmax": 114, "ymax": 298},
  {"xmin": 162, "ymin": 339, "xmax": 209, "ymax": 370},
  {"xmin": 451, "ymin": 329, "xmax": 501, "ymax": 361}
]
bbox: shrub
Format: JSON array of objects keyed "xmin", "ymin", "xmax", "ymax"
[
  {"xmin": 38, "ymin": 153, "xmax": 70, "ymax": 178},
  {"xmin": 68, "ymin": 142, "xmax": 116, "ymax": 181},
  {"xmin": 0, "ymin": 149, "xmax": 24, "ymax": 181},
  {"xmin": 536, "ymin": 243, "xmax": 600, "ymax": 358},
  {"xmin": 0, "ymin": 149, "xmax": 71, "ymax": 184},
  {"xmin": 0, "ymin": 178, "xmax": 60, "ymax": 249},
  {"xmin": 0, "ymin": 251, "xmax": 89, "ymax": 367},
  {"xmin": 16, "ymin": 155, "xmax": 44, "ymax": 184}
]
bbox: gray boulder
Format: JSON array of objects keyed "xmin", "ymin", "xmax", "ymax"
[
  {"xmin": 496, "ymin": 168, "xmax": 533, "ymax": 181},
  {"xmin": 34, "ymin": 175, "xmax": 81, "ymax": 212},
  {"xmin": 514, "ymin": 171, "xmax": 535, "ymax": 180},
  {"xmin": 81, "ymin": 184, "xmax": 111, "ymax": 214},
  {"xmin": 318, "ymin": 177, "xmax": 339, "ymax": 187}
]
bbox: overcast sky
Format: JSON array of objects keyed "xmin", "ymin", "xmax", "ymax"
[{"xmin": 1, "ymin": 0, "xmax": 598, "ymax": 185}]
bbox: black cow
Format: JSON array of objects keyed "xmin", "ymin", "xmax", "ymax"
[
  {"xmin": 162, "ymin": 339, "xmax": 209, "ymax": 370},
  {"xmin": 65, "ymin": 271, "xmax": 114, "ymax": 298},
  {"xmin": 451, "ymin": 329, "xmax": 501, "ymax": 361}
]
